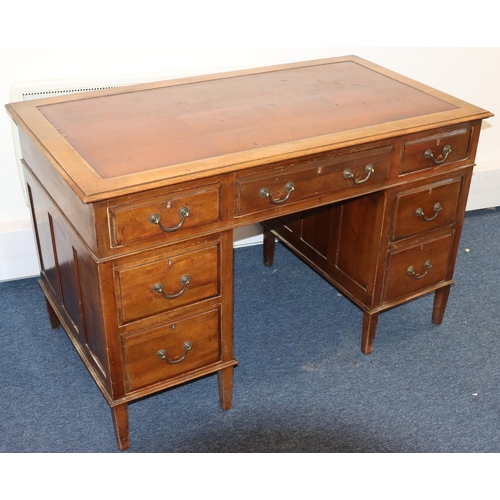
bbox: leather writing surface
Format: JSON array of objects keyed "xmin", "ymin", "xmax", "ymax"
[{"xmin": 38, "ymin": 61, "xmax": 456, "ymax": 180}]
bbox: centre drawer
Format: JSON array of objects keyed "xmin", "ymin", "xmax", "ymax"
[
  {"xmin": 122, "ymin": 308, "xmax": 220, "ymax": 392},
  {"xmin": 115, "ymin": 241, "xmax": 220, "ymax": 324},
  {"xmin": 383, "ymin": 233, "xmax": 454, "ymax": 303},
  {"xmin": 235, "ymin": 145, "xmax": 392, "ymax": 216}
]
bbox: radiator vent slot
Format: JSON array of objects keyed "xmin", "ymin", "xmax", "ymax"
[{"xmin": 21, "ymin": 86, "xmax": 121, "ymax": 101}]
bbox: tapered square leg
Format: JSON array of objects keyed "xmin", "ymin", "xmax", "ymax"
[
  {"xmin": 44, "ymin": 296, "xmax": 61, "ymax": 329},
  {"xmin": 361, "ymin": 311, "xmax": 379, "ymax": 354},
  {"xmin": 111, "ymin": 403, "xmax": 130, "ymax": 451},
  {"xmin": 263, "ymin": 226, "xmax": 276, "ymax": 267},
  {"xmin": 432, "ymin": 285, "xmax": 451, "ymax": 325},
  {"xmin": 218, "ymin": 366, "xmax": 234, "ymax": 411}
]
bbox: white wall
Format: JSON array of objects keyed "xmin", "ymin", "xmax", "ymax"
[{"xmin": 1, "ymin": 43, "xmax": 499, "ymax": 280}]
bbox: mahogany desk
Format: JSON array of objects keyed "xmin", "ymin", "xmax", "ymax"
[{"xmin": 5, "ymin": 56, "xmax": 492, "ymax": 450}]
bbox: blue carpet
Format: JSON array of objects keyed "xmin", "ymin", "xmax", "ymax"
[{"xmin": 1, "ymin": 208, "xmax": 499, "ymax": 453}]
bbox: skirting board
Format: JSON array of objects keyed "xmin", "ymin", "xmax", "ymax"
[
  {"xmin": 0, "ymin": 227, "xmax": 39, "ymax": 282},
  {"xmin": 465, "ymin": 164, "xmax": 500, "ymax": 211},
  {"xmin": 2, "ymin": 167, "xmax": 500, "ymax": 282}
]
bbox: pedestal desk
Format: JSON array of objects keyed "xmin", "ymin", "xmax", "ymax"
[{"xmin": 6, "ymin": 56, "xmax": 492, "ymax": 450}]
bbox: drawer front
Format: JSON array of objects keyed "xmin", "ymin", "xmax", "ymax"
[
  {"xmin": 235, "ymin": 146, "xmax": 392, "ymax": 216},
  {"xmin": 401, "ymin": 126, "xmax": 473, "ymax": 174},
  {"xmin": 392, "ymin": 178, "xmax": 462, "ymax": 241},
  {"xmin": 122, "ymin": 308, "xmax": 220, "ymax": 392},
  {"xmin": 116, "ymin": 244, "xmax": 219, "ymax": 324},
  {"xmin": 109, "ymin": 183, "xmax": 221, "ymax": 247},
  {"xmin": 384, "ymin": 234, "xmax": 453, "ymax": 303}
]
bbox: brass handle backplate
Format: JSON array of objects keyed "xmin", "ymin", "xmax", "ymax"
[
  {"xmin": 150, "ymin": 207, "xmax": 190, "ymax": 232},
  {"xmin": 407, "ymin": 260, "xmax": 432, "ymax": 280},
  {"xmin": 424, "ymin": 145, "xmax": 451, "ymax": 165},
  {"xmin": 415, "ymin": 202, "xmax": 442, "ymax": 222},
  {"xmin": 260, "ymin": 181, "xmax": 295, "ymax": 205},
  {"xmin": 343, "ymin": 163, "xmax": 375, "ymax": 184},
  {"xmin": 157, "ymin": 341, "xmax": 193, "ymax": 364},
  {"xmin": 153, "ymin": 275, "xmax": 191, "ymax": 299}
]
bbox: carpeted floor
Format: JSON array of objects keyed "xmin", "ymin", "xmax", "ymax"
[{"xmin": 1, "ymin": 208, "xmax": 499, "ymax": 453}]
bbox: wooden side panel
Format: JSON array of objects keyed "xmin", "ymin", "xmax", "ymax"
[
  {"xmin": 27, "ymin": 183, "xmax": 59, "ymax": 300},
  {"xmin": 336, "ymin": 192, "xmax": 387, "ymax": 292},
  {"xmin": 75, "ymin": 250, "xmax": 109, "ymax": 378},
  {"xmin": 50, "ymin": 215, "xmax": 86, "ymax": 342},
  {"xmin": 301, "ymin": 205, "xmax": 335, "ymax": 258},
  {"xmin": 24, "ymin": 166, "xmax": 111, "ymax": 392}
]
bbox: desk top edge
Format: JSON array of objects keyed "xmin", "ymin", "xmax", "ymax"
[{"xmin": 5, "ymin": 55, "xmax": 493, "ymax": 203}]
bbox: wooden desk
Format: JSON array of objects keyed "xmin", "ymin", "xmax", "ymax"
[{"xmin": 6, "ymin": 56, "xmax": 492, "ymax": 450}]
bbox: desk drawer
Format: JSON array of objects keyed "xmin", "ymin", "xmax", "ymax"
[
  {"xmin": 109, "ymin": 183, "xmax": 221, "ymax": 247},
  {"xmin": 115, "ymin": 243, "xmax": 219, "ymax": 324},
  {"xmin": 384, "ymin": 233, "xmax": 453, "ymax": 303},
  {"xmin": 401, "ymin": 126, "xmax": 473, "ymax": 174},
  {"xmin": 392, "ymin": 178, "xmax": 462, "ymax": 241},
  {"xmin": 235, "ymin": 146, "xmax": 392, "ymax": 216},
  {"xmin": 122, "ymin": 308, "xmax": 220, "ymax": 392}
]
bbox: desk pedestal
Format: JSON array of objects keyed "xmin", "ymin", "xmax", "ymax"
[{"xmin": 262, "ymin": 167, "xmax": 472, "ymax": 353}]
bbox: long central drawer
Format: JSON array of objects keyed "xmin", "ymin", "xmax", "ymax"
[{"xmin": 234, "ymin": 145, "xmax": 393, "ymax": 216}]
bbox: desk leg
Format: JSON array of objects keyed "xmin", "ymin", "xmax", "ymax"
[
  {"xmin": 44, "ymin": 296, "xmax": 61, "ymax": 329},
  {"xmin": 111, "ymin": 403, "xmax": 130, "ymax": 451},
  {"xmin": 218, "ymin": 366, "xmax": 234, "ymax": 411},
  {"xmin": 432, "ymin": 285, "xmax": 451, "ymax": 325},
  {"xmin": 263, "ymin": 226, "xmax": 276, "ymax": 267},
  {"xmin": 361, "ymin": 311, "xmax": 379, "ymax": 355}
]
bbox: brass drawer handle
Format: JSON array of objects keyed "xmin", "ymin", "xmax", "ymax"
[
  {"xmin": 150, "ymin": 207, "xmax": 190, "ymax": 232},
  {"xmin": 343, "ymin": 163, "xmax": 374, "ymax": 184},
  {"xmin": 157, "ymin": 341, "xmax": 193, "ymax": 364},
  {"xmin": 153, "ymin": 275, "xmax": 191, "ymax": 299},
  {"xmin": 260, "ymin": 181, "xmax": 295, "ymax": 205},
  {"xmin": 424, "ymin": 145, "xmax": 451, "ymax": 165},
  {"xmin": 407, "ymin": 260, "xmax": 432, "ymax": 280},
  {"xmin": 415, "ymin": 202, "xmax": 442, "ymax": 222}
]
